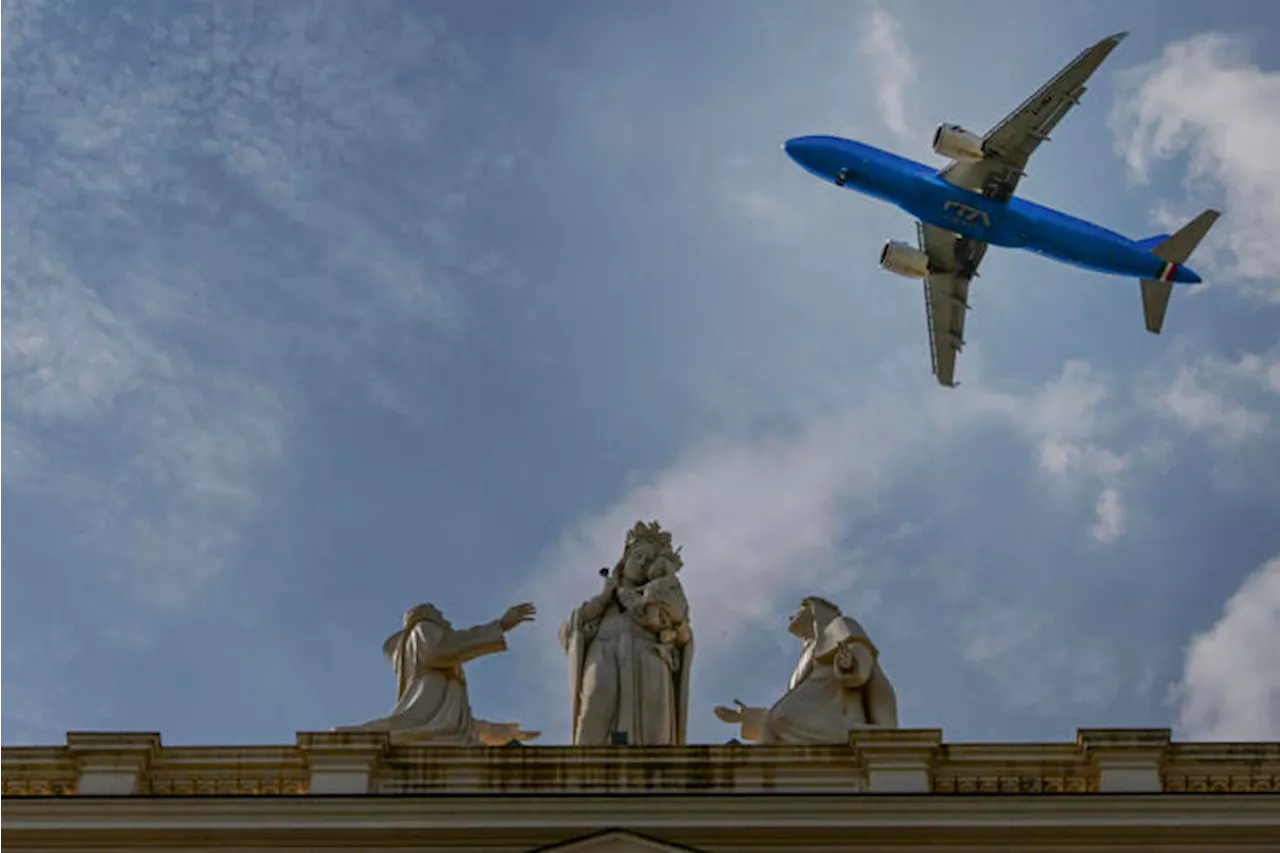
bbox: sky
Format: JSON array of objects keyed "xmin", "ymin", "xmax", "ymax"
[{"xmin": 3, "ymin": 0, "xmax": 1279, "ymax": 748}]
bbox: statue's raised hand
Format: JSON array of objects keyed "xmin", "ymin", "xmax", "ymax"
[
  {"xmin": 713, "ymin": 699, "xmax": 747, "ymax": 724},
  {"xmin": 500, "ymin": 602, "xmax": 537, "ymax": 631}
]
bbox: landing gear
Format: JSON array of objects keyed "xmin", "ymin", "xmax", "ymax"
[
  {"xmin": 954, "ymin": 237, "xmax": 983, "ymax": 279},
  {"xmin": 981, "ymin": 167, "xmax": 1022, "ymax": 203},
  {"xmin": 835, "ymin": 169, "xmax": 850, "ymax": 187}
]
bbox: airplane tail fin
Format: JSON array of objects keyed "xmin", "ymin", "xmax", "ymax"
[{"xmin": 1139, "ymin": 209, "xmax": 1220, "ymax": 334}]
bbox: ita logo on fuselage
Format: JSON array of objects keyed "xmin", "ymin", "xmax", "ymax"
[{"xmin": 941, "ymin": 199, "xmax": 991, "ymax": 232}]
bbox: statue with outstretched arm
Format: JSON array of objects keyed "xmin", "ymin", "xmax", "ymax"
[
  {"xmin": 715, "ymin": 596, "xmax": 897, "ymax": 744},
  {"xmin": 337, "ymin": 601, "xmax": 540, "ymax": 745}
]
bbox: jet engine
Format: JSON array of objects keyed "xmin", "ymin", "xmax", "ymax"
[
  {"xmin": 932, "ymin": 123, "xmax": 984, "ymax": 161},
  {"xmin": 879, "ymin": 240, "xmax": 930, "ymax": 279}
]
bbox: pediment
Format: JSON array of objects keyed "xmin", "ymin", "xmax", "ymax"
[{"xmin": 531, "ymin": 828, "xmax": 706, "ymax": 853}]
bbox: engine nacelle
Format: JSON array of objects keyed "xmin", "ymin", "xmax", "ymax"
[
  {"xmin": 879, "ymin": 241, "xmax": 930, "ymax": 279},
  {"xmin": 932, "ymin": 123, "xmax": 984, "ymax": 161}
]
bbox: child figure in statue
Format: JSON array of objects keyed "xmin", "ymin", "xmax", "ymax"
[{"xmin": 634, "ymin": 552, "xmax": 692, "ymax": 671}]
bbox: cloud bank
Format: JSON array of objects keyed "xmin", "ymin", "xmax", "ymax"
[{"xmin": 1112, "ymin": 33, "xmax": 1280, "ymax": 301}]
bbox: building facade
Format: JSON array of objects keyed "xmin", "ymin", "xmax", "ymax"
[{"xmin": 3, "ymin": 728, "xmax": 1278, "ymax": 851}]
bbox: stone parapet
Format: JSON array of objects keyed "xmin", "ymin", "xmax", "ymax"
[
  {"xmin": 3, "ymin": 728, "xmax": 1279, "ymax": 799},
  {"xmin": 0, "ymin": 746, "xmax": 78, "ymax": 796}
]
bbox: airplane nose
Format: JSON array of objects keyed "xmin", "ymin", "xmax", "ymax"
[
  {"xmin": 784, "ymin": 136, "xmax": 838, "ymax": 181},
  {"xmin": 783, "ymin": 136, "xmax": 815, "ymax": 164}
]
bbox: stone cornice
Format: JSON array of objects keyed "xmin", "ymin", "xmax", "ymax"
[
  {"xmin": 3, "ymin": 728, "xmax": 1278, "ymax": 800},
  {"xmin": 4, "ymin": 791, "xmax": 1278, "ymax": 850}
]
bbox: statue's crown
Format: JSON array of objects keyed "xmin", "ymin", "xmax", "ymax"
[{"xmin": 625, "ymin": 520, "xmax": 683, "ymax": 569}]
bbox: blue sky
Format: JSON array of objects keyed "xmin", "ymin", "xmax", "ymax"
[{"xmin": 4, "ymin": 0, "xmax": 1279, "ymax": 747}]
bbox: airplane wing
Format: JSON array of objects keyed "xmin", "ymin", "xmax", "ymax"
[
  {"xmin": 940, "ymin": 32, "xmax": 1129, "ymax": 201},
  {"xmin": 918, "ymin": 222, "xmax": 987, "ymax": 388}
]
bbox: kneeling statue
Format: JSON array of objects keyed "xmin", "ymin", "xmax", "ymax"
[
  {"xmin": 715, "ymin": 596, "xmax": 897, "ymax": 744},
  {"xmin": 337, "ymin": 601, "xmax": 540, "ymax": 746}
]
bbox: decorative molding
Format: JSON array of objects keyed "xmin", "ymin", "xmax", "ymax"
[
  {"xmin": 933, "ymin": 773, "xmax": 1096, "ymax": 794},
  {"xmin": 1162, "ymin": 741, "xmax": 1280, "ymax": 794},
  {"xmin": 66, "ymin": 732, "xmax": 161, "ymax": 796},
  {"xmin": 1164, "ymin": 774, "xmax": 1279, "ymax": 793},
  {"xmin": 145, "ymin": 747, "xmax": 308, "ymax": 795},
  {"xmin": 0, "ymin": 747, "xmax": 78, "ymax": 796},
  {"xmin": 930, "ymin": 742, "xmax": 1095, "ymax": 794}
]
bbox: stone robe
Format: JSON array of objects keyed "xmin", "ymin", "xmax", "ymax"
[
  {"xmin": 561, "ymin": 579, "xmax": 693, "ymax": 746},
  {"xmin": 349, "ymin": 618, "xmax": 507, "ymax": 745},
  {"xmin": 739, "ymin": 615, "xmax": 897, "ymax": 744}
]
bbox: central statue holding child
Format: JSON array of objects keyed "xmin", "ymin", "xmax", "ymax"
[{"xmin": 560, "ymin": 520, "xmax": 694, "ymax": 746}]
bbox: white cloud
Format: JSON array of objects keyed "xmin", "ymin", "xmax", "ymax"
[
  {"xmin": 962, "ymin": 606, "xmax": 1047, "ymax": 666},
  {"xmin": 1174, "ymin": 555, "xmax": 1280, "ymax": 740},
  {"xmin": 0, "ymin": 0, "xmax": 50, "ymax": 66},
  {"xmin": 960, "ymin": 603, "xmax": 1124, "ymax": 712},
  {"xmin": 996, "ymin": 360, "xmax": 1132, "ymax": 546},
  {"xmin": 1157, "ymin": 365, "xmax": 1269, "ymax": 442},
  {"xmin": 525, "ymin": 396, "xmax": 928, "ymax": 643},
  {"xmin": 858, "ymin": 2, "xmax": 919, "ymax": 145},
  {"xmin": 2, "ymin": 4, "xmax": 500, "ymax": 613},
  {"xmin": 519, "ymin": 358, "xmax": 1140, "ymax": 650},
  {"xmin": 722, "ymin": 187, "xmax": 806, "ymax": 239},
  {"xmin": 2, "ymin": 228, "xmax": 286, "ymax": 611},
  {"xmin": 1091, "ymin": 487, "xmax": 1125, "ymax": 544},
  {"xmin": 1235, "ymin": 352, "xmax": 1280, "ymax": 395},
  {"xmin": 1111, "ymin": 33, "xmax": 1280, "ymax": 300},
  {"xmin": 1016, "ymin": 360, "xmax": 1130, "ymax": 480},
  {"xmin": 1, "ymin": 80, "xmax": 242, "ymax": 607}
]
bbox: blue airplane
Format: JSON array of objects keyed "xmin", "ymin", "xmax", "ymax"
[{"xmin": 783, "ymin": 31, "xmax": 1220, "ymax": 387}]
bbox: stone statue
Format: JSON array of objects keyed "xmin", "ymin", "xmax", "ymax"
[
  {"xmin": 560, "ymin": 521, "xmax": 694, "ymax": 745},
  {"xmin": 338, "ymin": 601, "xmax": 541, "ymax": 746},
  {"xmin": 714, "ymin": 596, "xmax": 897, "ymax": 744}
]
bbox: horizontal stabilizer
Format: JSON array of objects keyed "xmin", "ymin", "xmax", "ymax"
[
  {"xmin": 1140, "ymin": 278, "xmax": 1173, "ymax": 334},
  {"xmin": 1138, "ymin": 209, "xmax": 1220, "ymax": 335}
]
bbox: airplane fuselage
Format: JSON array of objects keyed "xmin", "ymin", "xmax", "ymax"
[{"xmin": 785, "ymin": 135, "xmax": 1202, "ymax": 284}]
